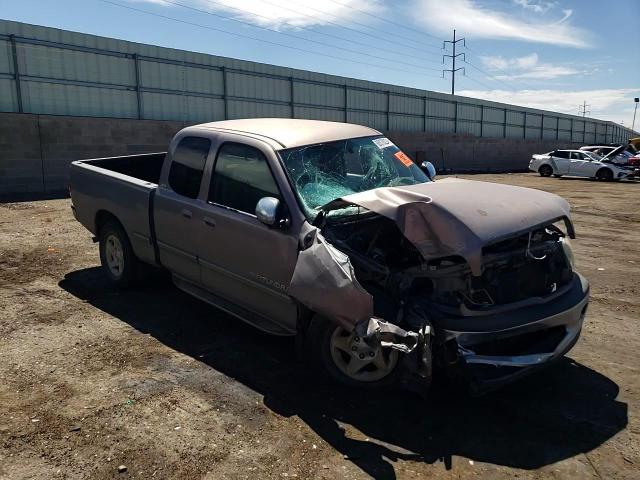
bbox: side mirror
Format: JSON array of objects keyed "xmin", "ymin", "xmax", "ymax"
[
  {"xmin": 256, "ymin": 197, "xmax": 289, "ymax": 228},
  {"xmin": 420, "ymin": 161, "xmax": 437, "ymax": 180}
]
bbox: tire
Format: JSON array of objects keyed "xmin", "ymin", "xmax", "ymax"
[
  {"xmin": 596, "ymin": 168, "xmax": 613, "ymax": 181},
  {"xmin": 305, "ymin": 315, "xmax": 400, "ymax": 388},
  {"xmin": 98, "ymin": 220, "xmax": 138, "ymax": 288},
  {"xmin": 539, "ymin": 165, "xmax": 553, "ymax": 177}
]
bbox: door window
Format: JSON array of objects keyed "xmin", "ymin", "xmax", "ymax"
[
  {"xmin": 209, "ymin": 143, "xmax": 281, "ymax": 215},
  {"xmin": 168, "ymin": 136, "xmax": 211, "ymax": 199},
  {"xmin": 571, "ymin": 152, "xmax": 584, "ymax": 160},
  {"xmin": 554, "ymin": 151, "xmax": 570, "ymax": 159}
]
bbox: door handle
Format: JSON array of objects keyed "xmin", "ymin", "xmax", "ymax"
[
  {"xmin": 181, "ymin": 209, "xmax": 192, "ymax": 219},
  {"xmin": 203, "ymin": 216, "xmax": 216, "ymax": 227}
]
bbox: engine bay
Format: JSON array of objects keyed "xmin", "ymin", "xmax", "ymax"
[{"xmin": 322, "ymin": 214, "xmax": 574, "ymax": 320}]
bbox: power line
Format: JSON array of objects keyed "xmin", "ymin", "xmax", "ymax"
[
  {"xmin": 96, "ymin": 0, "xmax": 446, "ymax": 79},
  {"xmin": 186, "ymin": 0, "xmax": 444, "ymax": 66},
  {"xmin": 151, "ymin": 0, "xmax": 442, "ymax": 72},
  {"xmin": 459, "ymin": 72, "xmax": 500, "ymax": 92},
  {"xmin": 462, "ymin": 60, "xmax": 520, "ymax": 92},
  {"xmin": 252, "ymin": 0, "xmax": 445, "ymax": 54},
  {"xmin": 463, "ymin": 44, "xmax": 538, "ymax": 91},
  {"xmin": 323, "ymin": 0, "xmax": 445, "ymax": 45}
]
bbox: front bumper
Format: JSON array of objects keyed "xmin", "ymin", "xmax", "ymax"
[{"xmin": 435, "ymin": 273, "xmax": 589, "ymax": 393}]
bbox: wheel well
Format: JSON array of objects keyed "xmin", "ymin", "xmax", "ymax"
[
  {"xmin": 539, "ymin": 164, "xmax": 552, "ymax": 172},
  {"xmin": 596, "ymin": 167, "xmax": 612, "ymax": 178},
  {"xmin": 95, "ymin": 210, "xmax": 123, "ymax": 236}
]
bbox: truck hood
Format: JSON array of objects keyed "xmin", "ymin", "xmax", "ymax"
[{"xmin": 321, "ymin": 178, "xmax": 574, "ymax": 276}]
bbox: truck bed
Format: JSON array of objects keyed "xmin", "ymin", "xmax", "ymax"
[
  {"xmin": 69, "ymin": 153, "xmax": 167, "ymax": 266},
  {"xmin": 81, "ymin": 153, "xmax": 166, "ymax": 185}
]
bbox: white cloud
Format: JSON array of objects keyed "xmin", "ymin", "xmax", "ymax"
[
  {"xmin": 513, "ymin": 0, "xmax": 556, "ymax": 14},
  {"xmin": 480, "ymin": 53, "xmax": 582, "ymax": 80},
  {"xmin": 495, "ymin": 65, "xmax": 580, "ymax": 80},
  {"xmin": 414, "ymin": 0, "xmax": 590, "ymax": 48},
  {"xmin": 128, "ymin": 0, "xmax": 384, "ymax": 29},
  {"xmin": 557, "ymin": 9, "xmax": 573, "ymax": 23},
  {"xmin": 457, "ymin": 88, "xmax": 638, "ymax": 127}
]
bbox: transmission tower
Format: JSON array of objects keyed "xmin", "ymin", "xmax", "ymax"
[
  {"xmin": 578, "ymin": 100, "xmax": 591, "ymax": 117},
  {"xmin": 443, "ymin": 30, "xmax": 465, "ymax": 95}
]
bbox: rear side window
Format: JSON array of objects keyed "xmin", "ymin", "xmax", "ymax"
[
  {"xmin": 168, "ymin": 136, "xmax": 211, "ymax": 198},
  {"xmin": 209, "ymin": 143, "xmax": 281, "ymax": 215},
  {"xmin": 554, "ymin": 151, "xmax": 570, "ymax": 159}
]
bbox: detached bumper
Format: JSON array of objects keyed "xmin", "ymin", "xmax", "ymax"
[{"xmin": 436, "ymin": 273, "xmax": 589, "ymax": 393}]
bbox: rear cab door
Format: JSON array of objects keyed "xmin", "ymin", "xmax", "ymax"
[
  {"xmin": 550, "ymin": 150, "xmax": 570, "ymax": 174},
  {"xmin": 194, "ymin": 132, "xmax": 303, "ymax": 334},
  {"xmin": 154, "ymin": 134, "xmax": 213, "ymax": 283}
]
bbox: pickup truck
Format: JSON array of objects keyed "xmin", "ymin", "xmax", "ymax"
[{"xmin": 70, "ymin": 118, "xmax": 589, "ymax": 394}]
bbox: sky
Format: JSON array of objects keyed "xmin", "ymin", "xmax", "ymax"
[{"xmin": 2, "ymin": 0, "xmax": 639, "ymax": 129}]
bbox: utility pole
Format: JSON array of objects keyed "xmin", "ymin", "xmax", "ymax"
[
  {"xmin": 443, "ymin": 29, "xmax": 465, "ymax": 95},
  {"xmin": 632, "ymin": 97, "xmax": 639, "ymax": 133},
  {"xmin": 578, "ymin": 100, "xmax": 590, "ymax": 117}
]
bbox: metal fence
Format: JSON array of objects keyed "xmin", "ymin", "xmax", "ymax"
[{"xmin": 0, "ymin": 19, "xmax": 634, "ymax": 144}]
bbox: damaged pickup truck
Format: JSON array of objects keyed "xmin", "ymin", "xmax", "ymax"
[{"xmin": 70, "ymin": 118, "xmax": 589, "ymax": 394}]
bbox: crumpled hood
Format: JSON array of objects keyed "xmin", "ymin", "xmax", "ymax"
[{"xmin": 322, "ymin": 178, "xmax": 574, "ymax": 276}]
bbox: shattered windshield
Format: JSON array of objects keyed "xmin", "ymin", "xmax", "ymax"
[{"xmin": 279, "ymin": 136, "xmax": 429, "ymax": 219}]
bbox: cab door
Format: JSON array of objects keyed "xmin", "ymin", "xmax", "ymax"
[
  {"xmin": 154, "ymin": 136, "xmax": 212, "ymax": 283},
  {"xmin": 571, "ymin": 152, "xmax": 601, "ymax": 177},
  {"xmin": 194, "ymin": 139, "xmax": 300, "ymax": 332},
  {"xmin": 550, "ymin": 150, "xmax": 570, "ymax": 174},
  {"xmin": 569, "ymin": 151, "xmax": 590, "ymax": 177}
]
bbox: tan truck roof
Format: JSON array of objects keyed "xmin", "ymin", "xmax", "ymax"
[{"xmin": 187, "ymin": 118, "xmax": 381, "ymax": 149}]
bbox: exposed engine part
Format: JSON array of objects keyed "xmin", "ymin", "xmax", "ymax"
[{"xmin": 323, "ymin": 216, "xmax": 574, "ymax": 319}]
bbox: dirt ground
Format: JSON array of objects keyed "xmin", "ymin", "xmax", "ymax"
[{"xmin": 0, "ymin": 173, "xmax": 638, "ymax": 480}]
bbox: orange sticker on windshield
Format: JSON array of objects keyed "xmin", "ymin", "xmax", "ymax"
[{"xmin": 395, "ymin": 151, "xmax": 414, "ymax": 167}]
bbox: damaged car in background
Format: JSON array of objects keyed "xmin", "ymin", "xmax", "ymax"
[{"xmin": 69, "ymin": 119, "xmax": 589, "ymax": 395}]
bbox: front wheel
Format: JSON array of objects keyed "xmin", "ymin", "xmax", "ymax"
[
  {"xmin": 596, "ymin": 168, "xmax": 613, "ymax": 181},
  {"xmin": 306, "ymin": 316, "xmax": 400, "ymax": 388},
  {"xmin": 99, "ymin": 221, "xmax": 138, "ymax": 288}
]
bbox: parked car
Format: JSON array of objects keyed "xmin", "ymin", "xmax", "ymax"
[
  {"xmin": 70, "ymin": 119, "xmax": 589, "ymax": 394},
  {"xmin": 529, "ymin": 148, "xmax": 635, "ymax": 180},
  {"xmin": 580, "ymin": 145, "xmax": 629, "ymax": 165}
]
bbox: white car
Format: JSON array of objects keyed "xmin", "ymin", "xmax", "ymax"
[{"xmin": 529, "ymin": 148, "xmax": 635, "ymax": 181}]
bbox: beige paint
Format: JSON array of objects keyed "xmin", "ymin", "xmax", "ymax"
[{"xmin": 323, "ymin": 178, "xmax": 574, "ymax": 276}]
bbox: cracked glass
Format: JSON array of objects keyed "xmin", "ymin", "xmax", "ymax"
[{"xmin": 279, "ymin": 136, "xmax": 430, "ymax": 220}]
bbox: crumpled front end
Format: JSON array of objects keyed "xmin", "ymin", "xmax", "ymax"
[
  {"xmin": 288, "ymin": 179, "xmax": 589, "ymax": 393},
  {"xmin": 435, "ymin": 273, "xmax": 589, "ymax": 394}
]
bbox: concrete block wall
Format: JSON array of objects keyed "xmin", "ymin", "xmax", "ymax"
[
  {"xmin": 37, "ymin": 115, "xmax": 183, "ymax": 191},
  {"xmin": 0, "ymin": 112, "xmax": 583, "ymax": 196},
  {"xmin": 387, "ymin": 132, "xmax": 581, "ymax": 173},
  {"xmin": 0, "ymin": 114, "xmax": 44, "ymax": 193},
  {"xmin": 0, "ymin": 113, "xmax": 184, "ymax": 194}
]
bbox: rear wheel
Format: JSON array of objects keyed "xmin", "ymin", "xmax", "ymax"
[
  {"xmin": 99, "ymin": 221, "xmax": 138, "ymax": 288},
  {"xmin": 539, "ymin": 165, "xmax": 553, "ymax": 177},
  {"xmin": 306, "ymin": 316, "xmax": 399, "ymax": 388},
  {"xmin": 596, "ymin": 168, "xmax": 613, "ymax": 181}
]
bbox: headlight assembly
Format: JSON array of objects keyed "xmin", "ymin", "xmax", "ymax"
[{"xmin": 560, "ymin": 236, "xmax": 575, "ymax": 270}]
